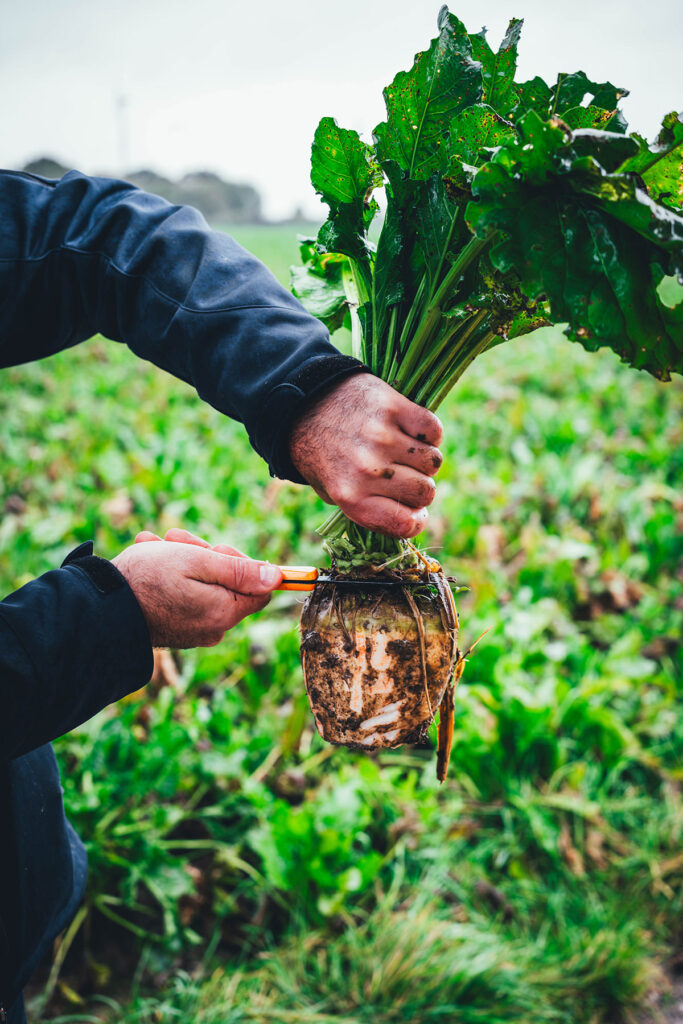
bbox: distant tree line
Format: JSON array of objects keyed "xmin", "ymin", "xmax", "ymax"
[{"xmin": 23, "ymin": 157, "xmax": 265, "ymax": 225}]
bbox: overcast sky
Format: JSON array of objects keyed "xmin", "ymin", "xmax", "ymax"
[{"xmin": 2, "ymin": 0, "xmax": 681, "ymax": 219}]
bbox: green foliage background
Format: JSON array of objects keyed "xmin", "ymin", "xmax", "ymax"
[{"xmin": 0, "ymin": 225, "xmax": 681, "ymax": 1022}]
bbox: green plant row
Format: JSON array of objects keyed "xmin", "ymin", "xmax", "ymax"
[{"xmin": 0, "ymin": 300, "xmax": 677, "ymax": 1020}]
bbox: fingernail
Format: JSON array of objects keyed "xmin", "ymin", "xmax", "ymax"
[{"xmin": 259, "ymin": 563, "xmax": 282, "ymax": 587}]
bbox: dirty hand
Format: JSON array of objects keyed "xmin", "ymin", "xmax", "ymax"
[
  {"xmin": 112, "ymin": 537, "xmax": 282, "ymax": 648},
  {"xmin": 289, "ymin": 374, "xmax": 443, "ymax": 538}
]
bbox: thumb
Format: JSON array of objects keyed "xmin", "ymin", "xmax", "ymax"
[{"xmin": 191, "ymin": 549, "xmax": 282, "ymax": 595}]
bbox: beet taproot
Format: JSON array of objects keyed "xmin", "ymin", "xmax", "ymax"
[{"xmin": 300, "ymin": 570, "xmax": 458, "ymax": 752}]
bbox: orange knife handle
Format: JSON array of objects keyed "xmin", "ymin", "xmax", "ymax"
[{"xmin": 277, "ymin": 565, "xmax": 318, "ymax": 592}]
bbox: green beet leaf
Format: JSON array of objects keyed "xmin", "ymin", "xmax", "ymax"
[
  {"xmin": 467, "ymin": 113, "xmax": 683, "ymax": 379},
  {"xmin": 551, "ymin": 71, "xmax": 629, "ymax": 131},
  {"xmin": 447, "ymin": 103, "xmax": 516, "ymax": 183},
  {"xmin": 512, "ymin": 75, "xmax": 552, "ymax": 119},
  {"xmin": 291, "ymin": 239, "xmax": 351, "ymax": 334},
  {"xmin": 374, "ymin": 7, "xmax": 482, "ymax": 179},
  {"xmin": 569, "ymin": 129, "xmax": 638, "ymax": 172},
  {"xmin": 311, "ymin": 117, "xmax": 380, "ymax": 209},
  {"xmin": 412, "ymin": 174, "xmax": 471, "ymax": 295},
  {"xmin": 512, "ymin": 69, "xmax": 628, "ymax": 133},
  {"xmin": 468, "ymin": 18, "xmax": 523, "ymax": 121},
  {"xmin": 311, "ymin": 118, "xmax": 380, "ymax": 288},
  {"xmin": 562, "ymin": 105, "xmax": 624, "ymax": 131},
  {"xmin": 622, "ymin": 112, "xmax": 683, "ymax": 210}
]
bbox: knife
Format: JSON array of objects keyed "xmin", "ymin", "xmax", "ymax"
[{"xmin": 276, "ymin": 566, "xmax": 424, "ymax": 592}]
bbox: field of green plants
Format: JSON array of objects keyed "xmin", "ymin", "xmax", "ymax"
[{"xmin": 1, "ymin": 224, "xmax": 681, "ymax": 1023}]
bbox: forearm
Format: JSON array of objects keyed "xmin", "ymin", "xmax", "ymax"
[{"xmin": 0, "ymin": 169, "xmax": 366, "ymax": 479}]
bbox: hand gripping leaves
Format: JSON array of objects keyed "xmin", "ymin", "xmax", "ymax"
[{"xmin": 295, "ymin": 7, "xmax": 683, "ymax": 779}]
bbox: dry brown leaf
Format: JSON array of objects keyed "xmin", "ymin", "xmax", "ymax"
[
  {"xmin": 558, "ymin": 820, "xmax": 585, "ymax": 877},
  {"xmin": 588, "ymin": 492, "xmax": 602, "ymax": 521},
  {"xmin": 659, "ymin": 850, "xmax": 683, "ymax": 878},
  {"xmin": 585, "ymin": 828, "xmax": 608, "ymax": 868},
  {"xmin": 150, "ymin": 648, "xmax": 180, "ymax": 692},
  {"xmin": 601, "ymin": 569, "xmax": 643, "ymax": 611},
  {"xmin": 476, "ymin": 524, "xmax": 506, "ymax": 563},
  {"xmin": 102, "ymin": 492, "xmax": 134, "ymax": 528},
  {"xmin": 264, "ymin": 478, "xmax": 286, "ymax": 510},
  {"xmin": 474, "ymin": 880, "xmax": 515, "ymax": 920},
  {"xmin": 179, "ymin": 865, "xmax": 204, "ymax": 926},
  {"xmin": 4, "ymin": 494, "xmax": 27, "ymax": 515}
]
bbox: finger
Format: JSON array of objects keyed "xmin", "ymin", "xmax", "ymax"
[
  {"xmin": 212, "ymin": 542, "xmax": 248, "ymax": 558},
  {"xmin": 371, "ymin": 464, "xmax": 436, "ymax": 509},
  {"xmin": 190, "ymin": 549, "xmax": 282, "ymax": 594},
  {"xmin": 341, "ymin": 496, "xmax": 429, "ymax": 539},
  {"xmin": 164, "ymin": 529, "xmax": 247, "ymax": 558},
  {"xmin": 135, "ymin": 531, "xmax": 162, "ymax": 543},
  {"xmin": 395, "ymin": 441, "xmax": 443, "ymax": 477},
  {"xmin": 164, "ymin": 528, "xmax": 212, "ymax": 548},
  {"xmin": 209, "ymin": 589, "xmax": 273, "ymax": 634},
  {"xmin": 395, "ymin": 401, "xmax": 443, "ymax": 447}
]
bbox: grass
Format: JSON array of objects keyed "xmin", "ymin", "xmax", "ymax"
[{"xmin": 0, "ymin": 224, "xmax": 680, "ymax": 1023}]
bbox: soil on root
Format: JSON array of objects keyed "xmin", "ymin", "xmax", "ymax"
[{"xmin": 300, "ymin": 571, "xmax": 458, "ymax": 751}]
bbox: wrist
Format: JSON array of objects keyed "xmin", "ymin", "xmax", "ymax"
[
  {"xmin": 288, "ymin": 366, "xmax": 376, "ymax": 483},
  {"xmin": 63, "ymin": 541, "xmax": 153, "ymax": 653},
  {"xmin": 262, "ymin": 356, "xmax": 370, "ymax": 482}
]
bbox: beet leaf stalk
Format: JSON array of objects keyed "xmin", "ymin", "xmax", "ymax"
[{"xmin": 292, "ymin": 6, "xmax": 683, "ymax": 573}]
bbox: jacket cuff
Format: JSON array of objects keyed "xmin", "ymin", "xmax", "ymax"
[
  {"xmin": 255, "ymin": 354, "xmax": 370, "ymax": 482},
  {"xmin": 61, "ymin": 541, "xmax": 154, "ymax": 701},
  {"xmin": 61, "ymin": 540, "xmax": 129, "ymax": 593}
]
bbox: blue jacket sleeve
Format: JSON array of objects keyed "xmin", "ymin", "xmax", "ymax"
[
  {"xmin": 0, "ymin": 169, "xmax": 366, "ymax": 481},
  {"xmin": 0, "ymin": 544, "xmax": 154, "ymax": 761}
]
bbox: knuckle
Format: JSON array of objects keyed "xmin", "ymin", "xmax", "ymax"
[
  {"xmin": 406, "ymin": 443, "xmax": 442, "ymax": 477},
  {"xmin": 407, "ymin": 508, "xmax": 429, "ymax": 537},
  {"xmin": 354, "ymin": 450, "xmax": 377, "ymax": 477},
  {"xmin": 427, "ymin": 446, "xmax": 443, "ymax": 473},
  {"xmin": 363, "ymin": 422, "xmax": 392, "ymax": 448},
  {"xmin": 359, "ymin": 453, "xmax": 394, "ymax": 479},
  {"xmin": 429, "ymin": 416, "xmax": 444, "ymax": 446},
  {"xmin": 377, "ymin": 400, "xmax": 396, "ymax": 422},
  {"xmin": 378, "ymin": 504, "xmax": 427, "ymax": 538},
  {"xmin": 393, "ymin": 475, "xmax": 434, "ymax": 509},
  {"xmin": 227, "ymin": 555, "xmax": 250, "ymax": 593},
  {"xmin": 410, "ymin": 409, "xmax": 443, "ymax": 446},
  {"xmin": 420, "ymin": 477, "xmax": 437, "ymax": 504}
]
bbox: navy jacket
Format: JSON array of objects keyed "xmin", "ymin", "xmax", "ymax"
[{"xmin": 0, "ymin": 169, "xmax": 364, "ymax": 1011}]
